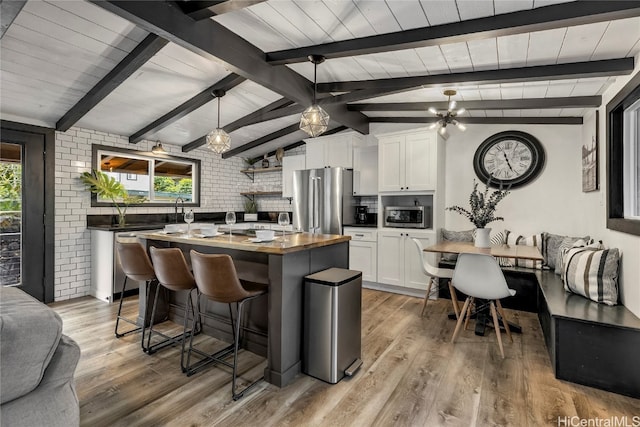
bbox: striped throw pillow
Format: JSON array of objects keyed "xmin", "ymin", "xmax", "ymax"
[
  {"xmin": 561, "ymin": 246, "xmax": 620, "ymax": 306},
  {"xmin": 490, "ymin": 230, "xmax": 513, "ymax": 267},
  {"xmin": 504, "ymin": 231, "xmax": 543, "ymax": 269}
]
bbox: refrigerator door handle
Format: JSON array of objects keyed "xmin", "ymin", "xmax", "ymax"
[{"xmin": 312, "ymin": 177, "xmax": 321, "ymax": 233}]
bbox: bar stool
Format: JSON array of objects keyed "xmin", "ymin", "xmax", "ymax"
[
  {"xmin": 187, "ymin": 250, "xmax": 268, "ymax": 400},
  {"xmin": 147, "ymin": 246, "xmax": 199, "ymax": 370},
  {"xmin": 114, "ymin": 242, "xmax": 156, "ymax": 344}
]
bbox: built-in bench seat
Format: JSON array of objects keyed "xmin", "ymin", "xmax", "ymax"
[
  {"xmin": 439, "ymin": 260, "xmax": 640, "ymax": 397},
  {"xmin": 535, "ymin": 270, "xmax": 640, "ymax": 398}
]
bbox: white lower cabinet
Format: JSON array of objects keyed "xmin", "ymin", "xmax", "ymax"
[
  {"xmin": 344, "ymin": 227, "xmax": 377, "ymax": 282},
  {"xmin": 377, "ymin": 230, "xmax": 435, "ymax": 290}
]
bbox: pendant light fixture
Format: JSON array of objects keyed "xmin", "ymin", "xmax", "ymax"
[
  {"xmin": 206, "ymin": 89, "xmax": 231, "ymax": 154},
  {"xmin": 299, "ymin": 55, "xmax": 330, "ymax": 138},
  {"xmin": 151, "ymin": 141, "xmax": 166, "ymax": 153},
  {"xmin": 428, "ymin": 89, "xmax": 466, "ymax": 137}
]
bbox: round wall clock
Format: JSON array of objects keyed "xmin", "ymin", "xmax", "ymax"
[{"xmin": 473, "ymin": 130, "xmax": 546, "ymax": 189}]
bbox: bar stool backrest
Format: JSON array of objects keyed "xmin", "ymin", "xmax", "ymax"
[
  {"xmin": 116, "ymin": 242, "xmax": 156, "ymax": 282},
  {"xmin": 190, "ymin": 251, "xmax": 253, "ymax": 303},
  {"xmin": 149, "ymin": 247, "xmax": 195, "ymax": 291}
]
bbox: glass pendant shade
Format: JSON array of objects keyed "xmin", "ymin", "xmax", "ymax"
[
  {"xmin": 300, "ymin": 104, "xmax": 330, "ymax": 138},
  {"xmin": 207, "ymin": 91, "xmax": 230, "ymax": 154},
  {"xmin": 300, "ymin": 55, "xmax": 329, "ymax": 138},
  {"xmin": 206, "ymin": 128, "xmax": 231, "ymax": 154}
]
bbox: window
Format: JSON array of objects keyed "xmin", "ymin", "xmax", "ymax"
[
  {"xmin": 623, "ymin": 99, "xmax": 640, "ymax": 219},
  {"xmin": 92, "ymin": 145, "xmax": 200, "ymax": 207},
  {"xmin": 606, "ymin": 72, "xmax": 640, "ymax": 235}
]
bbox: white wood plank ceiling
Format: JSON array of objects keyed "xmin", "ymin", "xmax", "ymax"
[{"xmin": 1, "ymin": 0, "xmax": 639, "ymax": 159}]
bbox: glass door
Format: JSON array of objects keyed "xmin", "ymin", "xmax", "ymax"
[
  {"xmin": 0, "ymin": 142, "xmax": 22, "ymax": 287},
  {"xmin": 0, "ymin": 125, "xmax": 52, "ymax": 302}
]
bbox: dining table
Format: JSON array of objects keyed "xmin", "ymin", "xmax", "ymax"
[{"xmin": 422, "ymin": 240, "xmax": 544, "ymax": 336}]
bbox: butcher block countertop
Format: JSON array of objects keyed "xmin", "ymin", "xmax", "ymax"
[{"xmin": 135, "ymin": 230, "xmax": 350, "ymax": 255}]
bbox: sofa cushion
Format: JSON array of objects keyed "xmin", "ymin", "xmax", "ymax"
[
  {"xmin": 543, "ymin": 232, "xmax": 590, "ymax": 272},
  {"xmin": 0, "ymin": 287, "xmax": 62, "ymax": 404},
  {"xmin": 441, "ymin": 229, "xmax": 474, "ymax": 261},
  {"xmin": 562, "ymin": 246, "xmax": 620, "ymax": 306},
  {"xmin": 505, "ymin": 231, "xmax": 543, "ymax": 269}
]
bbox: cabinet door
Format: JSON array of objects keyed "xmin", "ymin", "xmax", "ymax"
[
  {"xmin": 353, "ymin": 145, "xmax": 378, "ymax": 195},
  {"xmin": 305, "ymin": 139, "xmax": 324, "ymax": 169},
  {"xmin": 378, "ymin": 137, "xmax": 403, "ymax": 192},
  {"xmin": 377, "ymin": 231, "xmax": 404, "ymax": 286},
  {"xmin": 324, "ymin": 136, "xmax": 353, "ymax": 168},
  {"xmin": 404, "ymin": 233, "xmax": 435, "ymax": 290},
  {"xmin": 349, "ymin": 241, "xmax": 377, "ymax": 282},
  {"xmin": 405, "ymin": 132, "xmax": 436, "ymax": 191},
  {"xmin": 282, "ymin": 155, "xmax": 306, "ymax": 198}
]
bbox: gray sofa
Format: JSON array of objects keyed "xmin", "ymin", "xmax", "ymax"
[{"xmin": 0, "ymin": 287, "xmax": 80, "ymax": 426}]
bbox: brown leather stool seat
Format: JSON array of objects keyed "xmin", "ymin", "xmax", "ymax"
[
  {"xmin": 187, "ymin": 250, "xmax": 268, "ymax": 400},
  {"xmin": 147, "ymin": 247, "xmax": 200, "ymax": 371},
  {"xmin": 115, "ymin": 242, "xmax": 156, "ymax": 347}
]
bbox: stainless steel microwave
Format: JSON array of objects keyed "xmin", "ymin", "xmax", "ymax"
[{"xmin": 384, "ymin": 206, "xmax": 429, "ymax": 229}]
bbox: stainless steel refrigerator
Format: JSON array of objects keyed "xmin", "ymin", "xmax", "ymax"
[{"xmin": 292, "ymin": 167, "xmax": 354, "ymax": 235}]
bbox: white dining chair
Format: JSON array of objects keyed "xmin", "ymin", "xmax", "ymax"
[
  {"xmin": 450, "ymin": 252, "xmax": 516, "ymax": 358},
  {"xmin": 410, "ymin": 238, "xmax": 461, "ymax": 318}
]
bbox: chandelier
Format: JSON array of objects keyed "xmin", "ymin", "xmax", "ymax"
[
  {"xmin": 206, "ymin": 90, "xmax": 231, "ymax": 154},
  {"xmin": 299, "ymin": 55, "xmax": 330, "ymax": 138},
  {"xmin": 428, "ymin": 89, "xmax": 466, "ymax": 136}
]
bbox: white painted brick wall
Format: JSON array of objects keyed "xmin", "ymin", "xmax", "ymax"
[{"xmin": 54, "ymin": 126, "xmax": 300, "ymax": 301}]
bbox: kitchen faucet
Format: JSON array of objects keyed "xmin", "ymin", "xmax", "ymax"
[{"xmin": 175, "ymin": 197, "xmax": 184, "ymax": 223}]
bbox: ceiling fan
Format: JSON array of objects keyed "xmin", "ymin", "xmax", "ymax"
[{"xmin": 428, "ymin": 89, "xmax": 466, "ymax": 136}]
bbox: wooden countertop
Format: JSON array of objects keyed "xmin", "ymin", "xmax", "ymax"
[{"xmin": 135, "ymin": 230, "xmax": 350, "ymax": 254}]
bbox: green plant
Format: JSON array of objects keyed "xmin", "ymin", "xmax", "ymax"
[
  {"xmin": 244, "ymin": 198, "xmax": 258, "ymax": 213},
  {"xmin": 80, "ymin": 170, "xmax": 145, "ymax": 226},
  {"xmin": 243, "ymin": 157, "xmax": 259, "ymax": 168},
  {"xmin": 446, "ymin": 180, "xmax": 509, "ymax": 228}
]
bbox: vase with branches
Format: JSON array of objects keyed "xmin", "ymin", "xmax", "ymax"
[
  {"xmin": 446, "ymin": 180, "xmax": 509, "ymax": 247},
  {"xmin": 80, "ymin": 170, "xmax": 145, "ymax": 227}
]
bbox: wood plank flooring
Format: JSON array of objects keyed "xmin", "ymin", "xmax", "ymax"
[{"xmin": 49, "ymin": 289, "xmax": 640, "ymax": 427}]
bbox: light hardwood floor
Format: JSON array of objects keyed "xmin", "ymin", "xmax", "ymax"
[{"xmin": 49, "ymin": 289, "xmax": 640, "ymax": 427}]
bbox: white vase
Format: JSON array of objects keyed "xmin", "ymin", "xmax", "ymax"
[{"xmin": 474, "ymin": 227, "xmax": 491, "ymax": 248}]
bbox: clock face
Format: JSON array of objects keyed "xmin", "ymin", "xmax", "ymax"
[{"xmin": 473, "ymin": 131, "xmax": 545, "ymax": 189}]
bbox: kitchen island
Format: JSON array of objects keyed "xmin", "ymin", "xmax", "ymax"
[{"xmin": 136, "ymin": 230, "xmax": 350, "ymax": 387}]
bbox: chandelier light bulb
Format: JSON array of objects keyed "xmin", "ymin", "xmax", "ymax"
[
  {"xmin": 448, "ymin": 99, "xmax": 457, "ymax": 111},
  {"xmin": 428, "ymin": 107, "xmax": 438, "ymax": 115},
  {"xmin": 439, "ymin": 126, "xmax": 448, "ymax": 136}
]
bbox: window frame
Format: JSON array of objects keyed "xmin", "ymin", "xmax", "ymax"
[
  {"xmin": 90, "ymin": 144, "xmax": 201, "ymax": 208},
  {"xmin": 606, "ymin": 71, "xmax": 640, "ymax": 236}
]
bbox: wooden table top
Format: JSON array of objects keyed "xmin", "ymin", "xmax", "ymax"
[
  {"xmin": 135, "ymin": 230, "xmax": 350, "ymax": 255},
  {"xmin": 423, "ymin": 241, "xmax": 543, "ymax": 261}
]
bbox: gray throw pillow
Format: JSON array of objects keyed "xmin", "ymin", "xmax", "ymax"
[
  {"xmin": 542, "ymin": 233, "xmax": 589, "ymax": 273},
  {"xmin": 441, "ymin": 229, "xmax": 474, "ymax": 261}
]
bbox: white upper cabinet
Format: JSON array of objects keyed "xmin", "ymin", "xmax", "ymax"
[
  {"xmin": 304, "ymin": 132, "xmax": 359, "ymax": 169},
  {"xmin": 282, "ymin": 154, "xmax": 306, "ymax": 198},
  {"xmin": 352, "ymin": 135, "xmax": 378, "ymax": 196},
  {"xmin": 378, "ymin": 128, "xmax": 438, "ymax": 192}
]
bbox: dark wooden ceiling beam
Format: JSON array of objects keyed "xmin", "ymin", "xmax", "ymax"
[
  {"xmin": 92, "ymin": 1, "xmax": 369, "ymax": 134},
  {"xmin": 56, "ymin": 33, "xmax": 168, "ymax": 132},
  {"xmin": 266, "ymin": 1, "xmax": 640, "ymax": 64},
  {"xmin": 349, "ymin": 96, "xmax": 602, "ymax": 111},
  {"xmin": 318, "ymin": 58, "xmax": 634, "ymax": 93},
  {"xmin": 261, "ymin": 126, "xmax": 348, "ymax": 159},
  {"xmin": 182, "ymin": 97, "xmax": 294, "ymax": 152},
  {"xmin": 129, "ymin": 73, "xmax": 245, "ymax": 144},
  {"xmin": 369, "ymin": 117, "xmax": 583, "ymax": 125},
  {"xmin": 222, "ymin": 123, "xmax": 302, "ymax": 159},
  {"xmin": 1, "ymin": 0, "xmax": 26, "ymax": 39},
  {"xmin": 176, "ymin": 0, "xmax": 267, "ymax": 20}
]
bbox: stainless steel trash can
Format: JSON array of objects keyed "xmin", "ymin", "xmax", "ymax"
[{"xmin": 303, "ymin": 267, "xmax": 363, "ymax": 384}]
